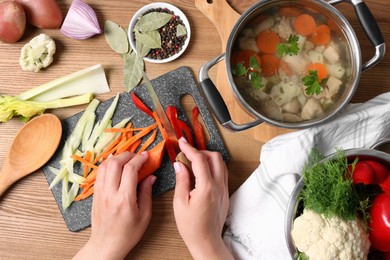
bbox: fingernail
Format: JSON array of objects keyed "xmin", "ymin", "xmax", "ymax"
[
  {"xmin": 150, "ymin": 176, "xmax": 156, "ymax": 185},
  {"xmin": 179, "ymin": 137, "xmax": 187, "ymax": 143},
  {"xmin": 108, "ymin": 154, "xmax": 113, "ymax": 158},
  {"xmin": 141, "ymin": 151, "xmax": 148, "ymax": 156},
  {"xmin": 173, "ymin": 162, "xmax": 182, "ymax": 173}
]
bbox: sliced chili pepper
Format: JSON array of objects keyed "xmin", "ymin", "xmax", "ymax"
[
  {"xmin": 177, "ymin": 119, "xmax": 194, "ymax": 146},
  {"xmin": 166, "ymin": 105, "xmax": 183, "ymax": 139},
  {"xmin": 153, "ymin": 111, "xmax": 177, "ymax": 162},
  {"xmin": 131, "ymin": 91, "xmax": 154, "ymax": 118},
  {"xmin": 192, "ymin": 106, "xmax": 207, "ymax": 150},
  {"xmin": 166, "ymin": 105, "xmax": 194, "ymax": 146}
]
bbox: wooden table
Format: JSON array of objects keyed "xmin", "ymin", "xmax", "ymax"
[{"xmin": 0, "ymin": 0, "xmax": 389, "ymax": 259}]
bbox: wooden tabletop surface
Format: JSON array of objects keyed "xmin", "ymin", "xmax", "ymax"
[{"xmin": 0, "ymin": 0, "xmax": 389, "ymax": 259}]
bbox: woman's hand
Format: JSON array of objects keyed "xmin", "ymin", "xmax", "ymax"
[
  {"xmin": 74, "ymin": 151, "xmax": 155, "ymax": 260},
  {"xmin": 173, "ymin": 138, "xmax": 233, "ymax": 260}
]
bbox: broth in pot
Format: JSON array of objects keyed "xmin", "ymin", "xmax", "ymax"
[{"xmin": 231, "ymin": 4, "xmax": 352, "ymax": 123}]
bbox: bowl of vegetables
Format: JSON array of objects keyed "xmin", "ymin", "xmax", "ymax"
[
  {"xmin": 285, "ymin": 148, "xmax": 390, "ymax": 259},
  {"xmin": 199, "ymin": 0, "xmax": 385, "ymax": 132}
]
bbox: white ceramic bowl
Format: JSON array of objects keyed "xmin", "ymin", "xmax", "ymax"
[{"xmin": 128, "ymin": 2, "xmax": 191, "ymax": 63}]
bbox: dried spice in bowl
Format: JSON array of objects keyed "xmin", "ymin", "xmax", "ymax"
[
  {"xmin": 129, "ymin": 3, "xmax": 190, "ymax": 63},
  {"xmin": 141, "ymin": 8, "xmax": 187, "ymax": 60}
]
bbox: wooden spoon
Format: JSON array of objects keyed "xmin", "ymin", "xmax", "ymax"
[{"xmin": 0, "ymin": 114, "xmax": 62, "ymax": 197}]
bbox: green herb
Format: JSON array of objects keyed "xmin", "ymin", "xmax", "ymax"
[
  {"xmin": 249, "ymin": 72, "xmax": 262, "ymax": 89},
  {"xmin": 302, "ymin": 70, "xmax": 328, "ymax": 95},
  {"xmin": 124, "ymin": 51, "xmax": 144, "ymax": 92},
  {"xmin": 232, "ymin": 63, "xmax": 247, "ymax": 77},
  {"xmin": 104, "ymin": 20, "xmax": 129, "ymax": 54},
  {"xmin": 276, "ymin": 35, "xmax": 299, "ymax": 56},
  {"xmin": 134, "ymin": 29, "xmax": 161, "ymax": 49},
  {"xmin": 176, "ymin": 24, "xmax": 187, "ymax": 37},
  {"xmin": 232, "ymin": 55, "xmax": 263, "ymax": 89},
  {"xmin": 135, "ymin": 12, "xmax": 173, "ymax": 32},
  {"xmin": 300, "ymin": 149, "xmax": 369, "ymax": 222}
]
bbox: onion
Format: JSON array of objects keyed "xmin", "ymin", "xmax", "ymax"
[{"xmin": 61, "ymin": 0, "xmax": 102, "ymax": 40}]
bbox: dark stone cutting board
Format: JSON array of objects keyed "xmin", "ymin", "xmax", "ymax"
[{"xmin": 42, "ymin": 66, "xmax": 229, "ymax": 232}]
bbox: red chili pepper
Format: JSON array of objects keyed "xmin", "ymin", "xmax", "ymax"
[
  {"xmin": 166, "ymin": 105, "xmax": 194, "ymax": 146},
  {"xmin": 177, "ymin": 119, "xmax": 194, "ymax": 146},
  {"xmin": 166, "ymin": 106, "xmax": 183, "ymax": 139},
  {"xmin": 192, "ymin": 106, "xmax": 207, "ymax": 150},
  {"xmin": 131, "ymin": 92, "xmax": 154, "ymax": 118}
]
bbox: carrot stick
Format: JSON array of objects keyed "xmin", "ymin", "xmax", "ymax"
[
  {"xmin": 261, "ymin": 54, "xmax": 280, "ymax": 77},
  {"xmin": 126, "ymin": 122, "xmax": 134, "ymax": 140},
  {"xmin": 311, "ymin": 24, "xmax": 331, "ymax": 46},
  {"xmin": 83, "ymin": 150, "xmax": 93, "ymax": 178},
  {"xmin": 116, "ymin": 123, "xmax": 157, "ymax": 154},
  {"xmin": 137, "ymin": 129, "xmax": 157, "ymax": 154},
  {"xmin": 94, "ymin": 134, "xmax": 122, "ymax": 164},
  {"xmin": 256, "ymin": 30, "xmax": 280, "ymax": 54},
  {"xmin": 71, "ymin": 154, "xmax": 98, "ymax": 170},
  {"xmin": 104, "ymin": 127, "xmax": 145, "ymax": 133},
  {"xmin": 85, "ymin": 168, "xmax": 98, "ymax": 183},
  {"xmin": 305, "ymin": 63, "xmax": 328, "ymax": 80},
  {"xmin": 74, "ymin": 186, "xmax": 94, "ymax": 201},
  {"xmin": 294, "ymin": 14, "xmax": 316, "ymax": 36},
  {"xmin": 128, "ymin": 139, "xmax": 142, "ymax": 153}
]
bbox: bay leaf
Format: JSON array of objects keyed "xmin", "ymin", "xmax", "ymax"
[
  {"xmin": 176, "ymin": 24, "xmax": 187, "ymax": 37},
  {"xmin": 135, "ymin": 29, "xmax": 161, "ymax": 50},
  {"xmin": 104, "ymin": 20, "xmax": 129, "ymax": 54},
  {"xmin": 124, "ymin": 52, "xmax": 144, "ymax": 91},
  {"xmin": 135, "ymin": 12, "xmax": 173, "ymax": 32},
  {"xmin": 135, "ymin": 34, "xmax": 151, "ymax": 57}
]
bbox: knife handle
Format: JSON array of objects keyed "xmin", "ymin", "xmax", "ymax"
[{"xmin": 175, "ymin": 152, "xmax": 195, "ymax": 189}]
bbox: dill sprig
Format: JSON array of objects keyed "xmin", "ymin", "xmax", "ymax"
[{"xmin": 300, "ymin": 149, "xmax": 367, "ymax": 222}]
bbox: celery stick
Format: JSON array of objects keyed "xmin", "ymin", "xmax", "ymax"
[
  {"xmin": 17, "ymin": 64, "xmax": 110, "ymax": 102},
  {"xmin": 81, "ymin": 113, "xmax": 96, "ymax": 150},
  {"xmin": 94, "ymin": 117, "xmax": 131, "ymax": 155},
  {"xmin": 84, "ymin": 94, "xmax": 119, "ymax": 152}
]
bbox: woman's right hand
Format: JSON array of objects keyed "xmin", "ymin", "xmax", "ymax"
[{"xmin": 173, "ymin": 138, "xmax": 233, "ymax": 260}]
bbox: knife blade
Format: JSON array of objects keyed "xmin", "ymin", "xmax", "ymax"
[{"xmin": 142, "ymin": 72, "xmax": 181, "ymax": 156}]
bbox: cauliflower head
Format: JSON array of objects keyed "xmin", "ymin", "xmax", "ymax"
[
  {"xmin": 291, "ymin": 209, "xmax": 370, "ymax": 260},
  {"xmin": 19, "ymin": 34, "xmax": 56, "ymax": 72}
]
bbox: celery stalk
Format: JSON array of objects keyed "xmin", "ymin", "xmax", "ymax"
[
  {"xmin": 94, "ymin": 117, "xmax": 131, "ymax": 155},
  {"xmin": 84, "ymin": 94, "xmax": 119, "ymax": 152},
  {"xmin": 17, "ymin": 64, "xmax": 110, "ymax": 102}
]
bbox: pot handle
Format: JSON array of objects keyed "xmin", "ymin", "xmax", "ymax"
[
  {"xmin": 350, "ymin": 0, "xmax": 385, "ymax": 71},
  {"xmin": 199, "ymin": 53, "xmax": 263, "ymax": 132}
]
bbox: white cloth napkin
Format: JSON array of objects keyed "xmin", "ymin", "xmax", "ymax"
[{"xmin": 223, "ymin": 92, "xmax": 390, "ymax": 260}]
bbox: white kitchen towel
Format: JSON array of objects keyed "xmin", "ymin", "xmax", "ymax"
[{"xmin": 223, "ymin": 92, "xmax": 390, "ymax": 260}]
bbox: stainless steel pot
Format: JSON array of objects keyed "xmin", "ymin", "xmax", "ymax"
[
  {"xmin": 199, "ymin": 0, "xmax": 385, "ymax": 132},
  {"xmin": 285, "ymin": 148, "xmax": 390, "ymax": 259}
]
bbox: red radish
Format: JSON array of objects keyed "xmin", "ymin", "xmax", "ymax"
[{"xmin": 351, "ymin": 161, "xmax": 377, "ymax": 185}]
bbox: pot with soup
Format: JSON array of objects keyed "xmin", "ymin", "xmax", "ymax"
[{"xmin": 199, "ymin": 0, "xmax": 385, "ymax": 131}]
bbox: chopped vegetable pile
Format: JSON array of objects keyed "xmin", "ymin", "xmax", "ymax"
[{"xmin": 49, "ymin": 91, "xmax": 207, "ymax": 210}]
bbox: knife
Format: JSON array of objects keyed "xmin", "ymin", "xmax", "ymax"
[{"xmin": 142, "ymin": 72, "xmax": 191, "ymax": 168}]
